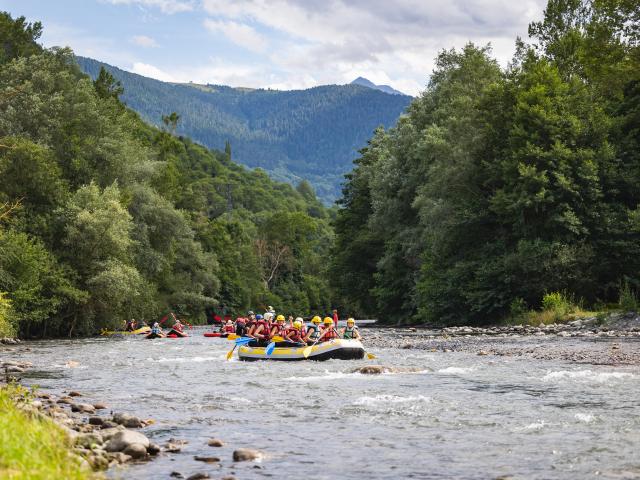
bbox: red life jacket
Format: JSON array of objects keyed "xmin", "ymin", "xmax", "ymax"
[
  {"xmin": 223, "ymin": 324, "xmax": 235, "ymax": 333},
  {"xmin": 273, "ymin": 323, "xmax": 289, "ymax": 336},
  {"xmin": 321, "ymin": 325, "xmax": 337, "ymax": 340},
  {"xmin": 173, "ymin": 323, "xmax": 184, "ymax": 333},
  {"xmin": 285, "ymin": 328, "xmax": 303, "ymax": 343},
  {"xmin": 255, "ymin": 320, "xmax": 271, "ymax": 339}
]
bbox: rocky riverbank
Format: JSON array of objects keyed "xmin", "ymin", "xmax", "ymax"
[
  {"xmin": 364, "ymin": 312, "xmax": 640, "ymax": 365},
  {"xmin": 1, "ymin": 359, "xmax": 265, "ymax": 479}
]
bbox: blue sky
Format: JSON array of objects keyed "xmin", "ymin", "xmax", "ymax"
[{"xmin": 1, "ymin": 0, "xmax": 547, "ymax": 95}]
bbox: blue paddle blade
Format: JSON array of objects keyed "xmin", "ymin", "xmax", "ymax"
[
  {"xmin": 235, "ymin": 337, "xmax": 252, "ymax": 345},
  {"xmin": 265, "ymin": 342, "xmax": 275, "ymax": 355}
]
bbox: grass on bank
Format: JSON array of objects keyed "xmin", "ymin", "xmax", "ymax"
[
  {"xmin": 0, "ymin": 384, "xmax": 92, "ymax": 480},
  {"xmin": 505, "ymin": 289, "xmax": 632, "ymax": 326}
]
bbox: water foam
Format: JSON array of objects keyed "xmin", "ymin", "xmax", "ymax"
[
  {"xmin": 438, "ymin": 366, "xmax": 475, "ymax": 374},
  {"xmin": 542, "ymin": 370, "xmax": 634, "ymax": 383},
  {"xmin": 154, "ymin": 356, "xmax": 218, "ymax": 363},
  {"xmin": 354, "ymin": 394, "xmax": 431, "ymax": 406},
  {"xmin": 574, "ymin": 413, "xmax": 595, "ymax": 423}
]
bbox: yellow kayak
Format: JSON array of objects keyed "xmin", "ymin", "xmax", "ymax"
[{"xmin": 100, "ymin": 326, "xmax": 151, "ymax": 336}]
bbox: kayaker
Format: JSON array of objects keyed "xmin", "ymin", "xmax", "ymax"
[
  {"xmin": 296, "ymin": 316, "xmax": 307, "ymax": 337},
  {"xmin": 284, "ymin": 320, "xmax": 305, "ymax": 344},
  {"xmin": 172, "ymin": 318, "xmax": 184, "ymax": 334},
  {"xmin": 223, "ymin": 319, "xmax": 235, "ymax": 335},
  {"xmin": 246, "ymin": 312, "xmax": 258, "ymax": 338},
  {"xmin": 150, "ymin": 322, "xmax": 165, "ymax": 337},
  {"xmin": 303, "ymin": 316, "xmax": 322, "ymax": 344},
  {"xmin": 124, "ymin": 318, "xmax": 136, "ymax": 332},
  {"xmin": 270, "ymin": 314, "xmax": 286, "ymax": 338},
  {"xmin": 341, "ymin": 318, "xmax": 361, "ymax": 340},
  {"xmin": 318, "ymin": 317, "xmax": 338, "ymax": 342}
]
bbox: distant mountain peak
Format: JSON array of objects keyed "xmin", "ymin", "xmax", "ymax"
[{"xmin": 350, "ymin": 77, "xmax": 406, "ymax": 96}]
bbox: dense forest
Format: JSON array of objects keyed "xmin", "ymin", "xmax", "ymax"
[
  {"xmin": 332, "ymin": 0, "xmax": 640, "ymax": 325},
  {"xmin": 76, "ymin": 57, "xmax": 412, "ymax": 204},
  {"xmin": 0, "ymin": 12, "xmax": 334, "ymax": 338}
]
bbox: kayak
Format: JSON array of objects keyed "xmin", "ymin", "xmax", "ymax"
[
  {"xmin": 204, "ymin": 332, "xmax": 229, "ymax": 338},
  {"xmin": 167, "ymin": 330, "xmax": 188, "ymax": 338},
  {"xmin": 238, "ymin": 339, "xmax": 365, "ymax": 361},
  {"xmin": 101, "ymin": 326, "xmax": 151, "ymax": 336},
  {"xmin": 145, "ymin": 332, "xmax": 164, "ymax": 339}
]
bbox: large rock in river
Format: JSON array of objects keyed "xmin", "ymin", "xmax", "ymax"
[{"xmin": 105, "ymin": 430, "xmax": 149, "ymax": 452}]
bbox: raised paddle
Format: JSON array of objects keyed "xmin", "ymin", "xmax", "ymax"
[{"xmin": 265, "ymin": 341, "xmax": 276, "ymax": 355}]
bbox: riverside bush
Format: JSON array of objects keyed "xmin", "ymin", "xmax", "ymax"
[
  {"xmin": 619, "ymin": 282, "xmax": 639, "ymax": 312},
  {"xmin": 0, "ymin": 292, "xmax": 14, "ymax": 338}
]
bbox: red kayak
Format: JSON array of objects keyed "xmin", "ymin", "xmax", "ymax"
[
  {"xmin": 167, "ymin": 330, "xmax": 188, "ymax": 338},
  {"xmin": 204, "ymin": 332, "xmax": 228, "ymax": 338}
]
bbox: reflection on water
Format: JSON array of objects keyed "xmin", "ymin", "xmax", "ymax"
[{"xmin": 3, "ymin": 327, "xmax": 640, "ymax": 480}]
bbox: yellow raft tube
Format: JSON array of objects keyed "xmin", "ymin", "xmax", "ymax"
[
  {"xmin": 238, "ymin": 338, "xmax": 365, "ymax": 361},
  {"xmin": 100, "ymin": 326, "xmax": 151, "ymax": 336}
]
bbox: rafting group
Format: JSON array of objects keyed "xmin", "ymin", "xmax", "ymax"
[{"xmin": 214, "ymin": 308, "xmax": 368, "ymax": 361}]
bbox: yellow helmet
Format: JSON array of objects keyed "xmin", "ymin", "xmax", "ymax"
[
  {"xmin": 293, "ymin": 320, "xmax": 302, "ymax": 330},
  {"xmin": 323, "ymin": 317, "xmax": 333, "ymax": 325},
  {"xmin": 276, "ymin": 314, "xmax": 285, "ymax": 322},
  {"xmin": 311, "ymin": 316, "xmax": 322, "ymax": 324},
  {"xmin": 347, "ymin": 317, "xmax": 355, "ymax": 325}
]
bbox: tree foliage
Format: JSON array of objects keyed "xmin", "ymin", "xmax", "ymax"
[
  {"xmin": 0, "ymin": 12, "xmax": 334, "ymax": 337},
  {"xmin": 333, "ymin": 0, "xmax": 640, "ymax": 324}
]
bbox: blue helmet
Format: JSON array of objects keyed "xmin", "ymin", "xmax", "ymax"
[{"xmin": 256, "ymin": 314, "xmax": 263, "ymax": 320}]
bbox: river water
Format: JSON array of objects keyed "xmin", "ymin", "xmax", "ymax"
[{"xmin": 6, "ymin": 327, "xmax": 640, "ymax": 479}]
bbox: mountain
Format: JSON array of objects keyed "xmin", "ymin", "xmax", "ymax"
[
  {"xmin": 76, "ymin": 57, "xmax": 412, "ymax": 204},
  {"xmin": 350, "ymin": 76, "xmax": 406, "ymax": 96}
]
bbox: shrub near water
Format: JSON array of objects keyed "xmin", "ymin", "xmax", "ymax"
[
  {"xmin": 0, "ymin": 385, "xmax": 92, "ymax": 480},
  {"xmin": 0, "ymin": 292, "xmax": 15, "ymax": 338}
]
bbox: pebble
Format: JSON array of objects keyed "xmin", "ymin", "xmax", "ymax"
[
  {"xmin": 113, "ymin": 412, "xmax": 142, "ymax": 428},
  {"xmin": 147, "ymin": 443, "xmax": 161, "ymax": 455},
  {"xmin": 71, "ymin": 403, "xmax": 96, "ymax": 414},
  {"xmin": 194, "ymin": 455, "xmax": 220, "ymax": 463},
  {"xmin": 233, "ymin": 448, "xmax": 263, "ymax": 462},
  {"xmin": 89, "ymin": 417, "xmax": 104, "ymax": 426},
  {"xmin": 93, "ymin": 402, "xmax": 108, "ymax": 410},
  {"xmin": 186, "ymin": 474, "xmax": 210, "ymax": 480},
  {"xmin": 207, "ymin": 438, "xmax": 224, "ymax": 447},
  {"xmin": 170, "ymin": 472, "xmax": 185, "ymax": 479},
  {"xmin": 69, "ymin": 391, "xmax": 82, "ymax": 397},
  {"xmin": 123, "ymin": 443, "xmax": 148, "ymax": 459}
]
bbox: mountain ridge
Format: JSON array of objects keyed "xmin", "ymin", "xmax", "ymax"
[
  {"xmin": 350, "ymin": 76, "xmax": 406, "ymax": 95},
  {"xmin": 76, "ymin": 57, "xmax": 412, "ymax": 204}
]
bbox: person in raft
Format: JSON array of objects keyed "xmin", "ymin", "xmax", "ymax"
[
  {"xmin": 124, "ymin": 318, "xmax": 137, "ymax": 332},
  {"xmin": 318, "ymin": 317, "xmax": 339, "ymax": 342},
  {"xmin": 341, "ymin": 318, "xmax": 361, "ymax": 340},
  {"xmin": 250, "ymin": 314, "xmax": 270, "ymax": 345},
  {"xmin": 284, "ymin": 319, "xmax": 305, "ymax": 344},
  {"xmin": 303, "ymin": 316, "xmax": 322, "ymax": 344},
  {"xmin": 235, "ymin": 316, "xmax": 247, "ymax": 337},
  {"xmin": 270, "ymin": 315, "xmax": 287, "ymax": 339},
  {"xmin": 150, "ymin": 322, "xmax": 165, "ymax": 337}
]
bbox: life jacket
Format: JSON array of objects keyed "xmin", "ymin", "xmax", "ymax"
[
  {"xmin": 223, "ymin": 324, "xmax": 235, "ymax": 333},
  {"xmin": 173, "ymin": 323, "xmax": 184, "ymax": 333},
  {"xmin": 151, "ymin": 326, "xmax": 161, "ymax": 335},
  {"xmin": 307, "ymin": 324, "xmax": 321, "ymax": 340},
  {"xmin": 285, "ymin": 328, "xmax": 303, "ymax": 343},
  {"xmin": 343, "ymin": 326, "xmax": 359, "ymax": 339},
  {"xmin": 271, "ymin": 323, "xmax": 285, "ymax": 337},
  {"xmin": 321, "ymin": 326, "xmax": 338, "ymax": 341},
  {"xmin": 255, "ymin": 320, "xmax": 271, "ymax": 339}
]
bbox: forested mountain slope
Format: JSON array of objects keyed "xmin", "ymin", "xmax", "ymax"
[
  {"xmin": 76, "ymin": 57, "xmax": 412, "ymax": 204},
  {"xmin": 0, "ymin": 12, "xmax": 334, "ymax": 338}
]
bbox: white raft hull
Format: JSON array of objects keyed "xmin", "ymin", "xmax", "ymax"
[{"xmin": 238, "ymin": 339, "xmax": 365, "ymax": 361}]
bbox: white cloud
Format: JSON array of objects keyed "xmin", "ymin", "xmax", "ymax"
[
  {"xmin": 131, "ymin": 62, "xmax": 176, "ymax": 81},
  {"xmin": 103, "ymin": 0, "xmax": 195, "ymax": 14},
  {"xmin": 201, "ymin": 0, "xmax": 547, "ymax": 95},
  {"xmin": 203, "ymin": 19, "xmax": 267, "ymax": 53},
  {"xmin": 131, "ymin": 35, "xmax": 159, "ymax": 47}
]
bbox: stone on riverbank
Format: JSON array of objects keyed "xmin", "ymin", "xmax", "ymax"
[
  {"xmin": 93, "ymin": 402, "xmax": 107, "ymax": 410},
  {"xmin": 123, "ymin": 443, "xmax": 148, "ymax": 459},
  {"xmin": 186, "ymin": 473, "xmax": 210, "ymax": 480},
  {"xmin": 207, "ymin": 438, "xmax": 224, "ymax": 447},
  {"xmin": 105, "ymin": 429, "xmax": 150, "ymax": 452},
  {"xmin": 71, "ymin": 403, "xmax": 96, "ymax": 414},
  {"xmin": 113, "ymin": 412, "xmax": 142, "ymax": 428},
  {"xmin": 75, "ymin": 432, "xmax": 103, "ymax": 449},
  {"xmin": 233, "ymin": 448, "xmax": 263, "ymax": 462},
  {"xmin": 194, "ymin": 455, "xmax": 220, "ymax": 463}
]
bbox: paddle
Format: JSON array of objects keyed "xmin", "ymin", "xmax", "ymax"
[
  {"xmin": 265, "ymin": 341, "xmax": 276, "ymax": 355},
  {"xmin": 225, "ymin": 337, "xmax": 253, "ymax": 360}
]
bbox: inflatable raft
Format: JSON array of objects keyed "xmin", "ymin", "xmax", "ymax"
[
  {"xmin": 203, "ymin": 332, "xmax": 228, "ymax": 338},
  {"xmin": 238, "ymin": 339, "xmax": 365, "ymax": 361},
  {"xmin": 101, "ymin": 326, "xmax": 151, "ymax": 336}
]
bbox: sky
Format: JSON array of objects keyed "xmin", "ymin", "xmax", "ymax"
[{"xmin": 1, "ymin": 0, "xmax": 547, "ymax": 96}]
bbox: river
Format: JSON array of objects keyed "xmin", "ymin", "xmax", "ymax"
[{"xmin": 5, "ymin": 327, "xmax": 640, "ymax": 479}]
